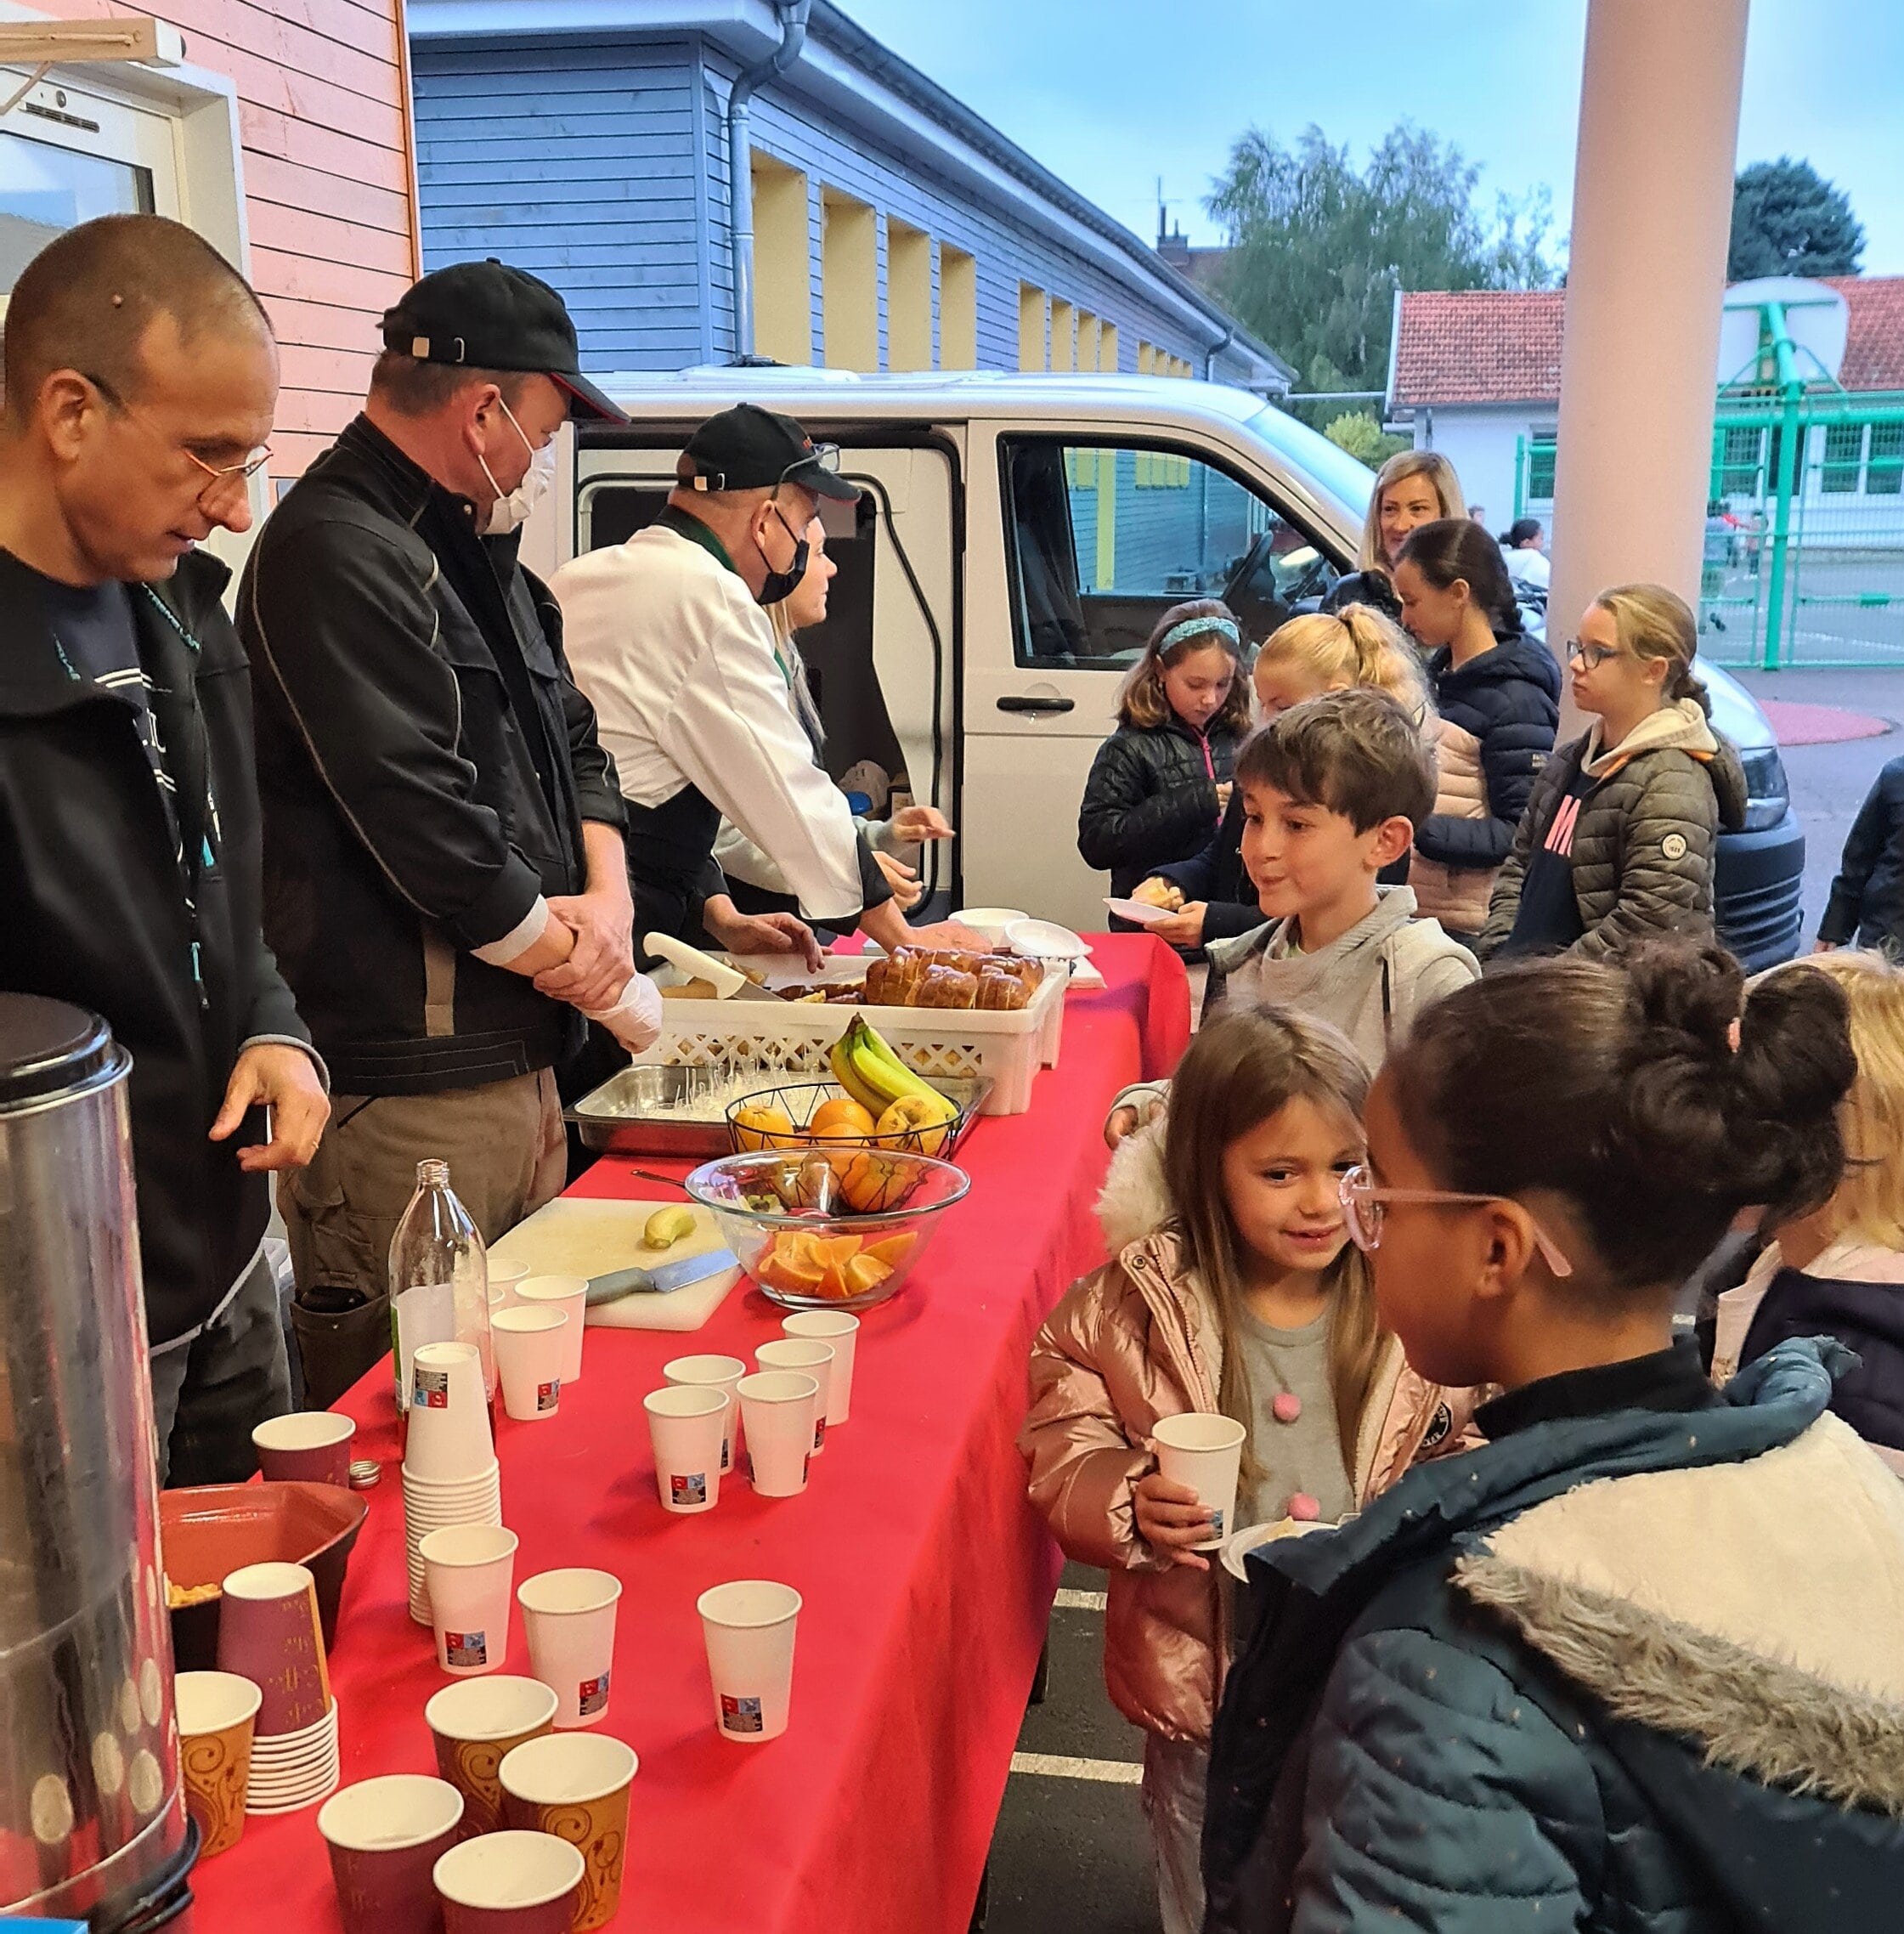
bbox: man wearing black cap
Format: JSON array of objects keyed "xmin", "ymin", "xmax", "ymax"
[
  {"xmin": 239, "ymin": 260, "xmax": 660, "ymax": 1307},
  {"xmin": 555, "ymin": 403, "xmax": 967, "ymax": 958}
]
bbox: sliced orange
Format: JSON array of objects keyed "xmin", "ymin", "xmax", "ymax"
[
  {"xmin": 862, "ymin": 1232, "xmax": 918, "ymax": 1270},
  {"xmin": 810, "ymin": 1234, "xmax": 864, "ymax": 1270},
  {"xmin": 844, "ymin": 1254, "xmax": 894, "ymax": 1297},
  {"xmin": 757, "ymin": 1231, "xmax": 826, "ymax": 1292}
]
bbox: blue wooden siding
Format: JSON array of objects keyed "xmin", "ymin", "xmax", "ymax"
[{"xmin": 412, "ymin": 35, "xmax": 1261, "ymax": 385}]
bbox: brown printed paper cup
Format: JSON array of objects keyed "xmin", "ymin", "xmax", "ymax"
[
  {"xmin": 426, "ymin": 1677, "xmax": 561, "ymax": 1839},
  {"xmin": 174, "ymin": 1671, "xmax": 263, "ymax": 1858},
  {"xmin": 216, "ymin": 1562, "xmax": 333, "ymax": 1737},
  {"xmin": 497, "ymin": 1733, "xmax": 636, "ymax": 1933},
  {"xmin": 319, "ymin": 1774, "xmax": 466, "ymax": 1934}
]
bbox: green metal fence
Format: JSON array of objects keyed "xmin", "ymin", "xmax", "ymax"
[{"xmin": 1515, "ymin": 298, "xmax": 1904, "ymax": 670}]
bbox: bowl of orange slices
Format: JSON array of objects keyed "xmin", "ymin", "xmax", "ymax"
[{"xmin": 682, "ymin": 1147, "xmax": 971, "ymax": 1311}]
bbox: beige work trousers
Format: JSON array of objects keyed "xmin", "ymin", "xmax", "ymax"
[{"xmin": 280, "ymin": 1067, "xmax": 567, "ymax": 1301}]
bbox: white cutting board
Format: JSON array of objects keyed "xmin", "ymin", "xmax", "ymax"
[{"xmin": 489, "ymin": 1197, "xmax": 742, "ymax": 1332}]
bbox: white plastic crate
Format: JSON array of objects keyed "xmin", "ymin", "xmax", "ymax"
[{"xmin": 636, "ymin": 958, "xmax": 1068, "ymax": 1115}]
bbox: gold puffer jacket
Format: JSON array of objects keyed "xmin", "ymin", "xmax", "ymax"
[{"xmin": 1020, "ymin": 1228, "xmax": 1482, "ymax": 1743}]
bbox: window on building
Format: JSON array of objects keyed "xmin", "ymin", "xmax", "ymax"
[
  {"xmin": 1019, "ymin": 284, "xmax": 1048, "ymax": 370},
  {"xmin": 751, "ymin": 153, "xmax": 811, "ymax": 365},
  {"xmin": 1098, "ymin": 321, "xmax": 1119, "ymax": 373},
  {"xmin": 886, "ymin": 216, "xmax": 932, "ymax": 370},
  {"xmin": 1527, "ymin": 430, "xmax": 1557, "ymax": 505},
  {"xmin": 1867, "ymin": 421, "xmax": 1904, "ymax": 497},
  {"xmin": 821, "ymin": 186, "xmax": 877, "ymax": 370},
  {"xmin": 1001, "ymin": 435, "xmax": 1338, "ymax": 669},
  {"xmin": 1049, "ymin": 298, "xmax": 1076, "ymax": 372},
  {"xmin": 2, "ymin": 128, "xmax": 155, "ymax": 312},
  {"xmin": 940, "ymin": 245, "xmax": 976, "ymax": 370},
  {"xmin": 1821, "ymin": 421, "xmax": 1865, "ymax": 495},
  {"xmin": 1716, "ymin": 424, "xmax": 1764, "ymax": 498}
]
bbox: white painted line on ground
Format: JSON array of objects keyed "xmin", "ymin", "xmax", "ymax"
[
  {"xmin": 1010, "ymin": 1751, "xmax": 1143, "ymax": 1785},
  {"xmin": 1053, "ymin": 1587, "xmax": 1109, "ymax": 1612}
]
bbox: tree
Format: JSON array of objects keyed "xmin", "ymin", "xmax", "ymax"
[
  {"xmin": 1728, "ymin": 158, "xmax": 1864, "ymax": 280},
  {"xmin": 1205, "ymin": 122, "xmax": 1560, "ymax": 404},
  {"xmin": 1323, "ymin": 411, "xmax": 1406, "ymax": 466}
]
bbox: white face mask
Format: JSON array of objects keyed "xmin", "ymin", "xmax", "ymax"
[{"xmin": 478, "ymin": 399, "xmax": 557, "ymax": 536}]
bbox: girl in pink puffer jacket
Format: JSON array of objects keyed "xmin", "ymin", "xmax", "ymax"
[{"xmin": 1020, "ymin": 1004, "xmax": 1480, "ymax": 1934}]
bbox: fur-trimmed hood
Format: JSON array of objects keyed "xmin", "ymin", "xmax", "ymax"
[{"xmin": 1455, "ymin": 1409, "xmax": 1904, "ymax": 1815}]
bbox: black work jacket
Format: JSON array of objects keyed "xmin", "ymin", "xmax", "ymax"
[
  {"xmin": 240, "ymin": 416, "xmax": 626, "ymax": 1095},
  {"xmin": 0, "ymin": 547, "xmax": 310, "ymax": 1347}
]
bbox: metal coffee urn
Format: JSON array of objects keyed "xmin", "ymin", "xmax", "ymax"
[{"xmin": 1, "ymin": 996, "xmax": 195, "ymax": 1927}]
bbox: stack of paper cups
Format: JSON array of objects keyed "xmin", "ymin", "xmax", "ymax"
[
  {"xmin": 217, "ymin": 1562, "xmax": 340, "ymax": 1811},
  {"xmin": 404, "ymin": 1341, "xmax": 502, "ymax": 1626}
]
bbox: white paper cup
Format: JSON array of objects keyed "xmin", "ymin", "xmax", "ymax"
[
  {"xmin": 1151, "ymin": 1411, "xmax": 1248, "ymax": 1550},
  {"xmin": 421, "ymin": 1524, "xmax": 519, "ymax": 1677},
  {"xmin": 404, "ymin": 1342, "xmax": 494, "ymax": 1484},
  {"xmin": 754, "ymin": 1340, "xmax": 833, "ymax": 1455},
  {"xmin": 492, "ymin": 1307, "xmax": 568, "ymax": 1422},
  {"xmin": 642, "ymin": 1386, "xmax": 726, "ymax": 1513},
  {"xmin": 433, "ymin": 1830, "xmax": 584, "ymax": 1922},
  {"xmin": 698, "ymin": 1581, "xmax": 801, "ymax": 1743},
  {"xmin": 516, "ymin": 1569, "xmax": 622, "ymax": 1729},
  {"xmin": 664, "ymin": 1354, "xmax": 747, "ymax": 1475},
  {"xmin": 736, "ymin": 1371, "xmax": 818, "ymax": 1497},
  {"xmin": 780, "ymin": 1311, "xmax": 859, "ymax": 1425},
  {"xmin": 516, "ymin": 1278, "xmax": 588, "ymax": 1388},
  {"xmin": 487, "ymin": 1258, "xmax": 532, "ymax": 1313}
]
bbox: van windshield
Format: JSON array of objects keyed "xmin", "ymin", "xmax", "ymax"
[{"xmin": 1244, "ymin": 404, "xmax": 1376, "ymax": 534}]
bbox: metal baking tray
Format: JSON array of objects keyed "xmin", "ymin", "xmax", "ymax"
[{"xmin": 568, "ymin": 1065, "xmax": 993, "ymax": 1160}]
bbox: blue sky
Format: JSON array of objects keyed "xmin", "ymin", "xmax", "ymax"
[{"xmin": 834, "ymin": 0, "xmax": 1904, "ymax": 274}]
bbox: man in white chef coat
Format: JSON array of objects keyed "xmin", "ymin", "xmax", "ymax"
[{"xmin": 554, "ymin": 404, "xmax": 971, "ymax": 963}]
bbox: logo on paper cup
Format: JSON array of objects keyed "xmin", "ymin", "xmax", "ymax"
[
  {"xmin": 414, "ymin": 1366, "xmax": 449, "ymax": 1409},
  {"xmin": 578, "ymin": 1671, "xmax": 611, "ymax": 1717},
  {"xmin": 812, "ymin": 1418, "xmax": 826, "ymax": 1451},
  {"xmin": 1208, "ymin": 1510, "xmax": 1224, "ymax": 1538},
  {"xmin": 445, "ymin": 1630, "xmax": 487, "ymax": 1667},
  {"xmin": 720, "ymin": 1694, "xmax": 765, "ymax": 1734},
  {"xmin": 720, "ymin": 1439, "xmax": 731, "ymax": 1472},
  {"xmin": 538, "ymin": 1378, "xmax": 560, "ymax": 1411},
  {"xmin": 671, "ymin": 1472, "xmax": 708, "ymax": 1506}
]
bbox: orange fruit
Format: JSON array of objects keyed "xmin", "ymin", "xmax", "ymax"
[
  {"xmin": 758, "ymin": 1235, "xmax": 825, "ymax": 1293},
  {"xmin": 808, "ymin": 1097, "xmax": 878, "ymax": 1142},
  {"xmin": 733, "ymin": 1104, "xmax": 798, "ymax": 1151},
  {"xmin": 862, "ymin": 1231, "xmax": 918, "ymax": 1270},
  {"xmin": 844, "ymin": 1254, "xmax": 893, "ymax": 1297},
  {"xmin": 836, "ymin": 1151, "xmax": 907, "ymax": 1213}
]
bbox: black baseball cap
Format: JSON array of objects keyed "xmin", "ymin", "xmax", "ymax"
[
  {"xmin": 681, "ymin": 404, "xmax": 858, "ymax": 500},
  {"xmin": 379, "ymin": 259, "xmax": 628, "ymax": 423}
]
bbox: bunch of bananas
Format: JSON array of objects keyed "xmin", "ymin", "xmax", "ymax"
[{"xmin": 828, "ymin": 1017, "xmax": 944, "ymax": 1115}]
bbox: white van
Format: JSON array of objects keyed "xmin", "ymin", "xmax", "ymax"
[{"xmin": 524, "ymin": 371, "xmax": 1803, "ymax": 968}]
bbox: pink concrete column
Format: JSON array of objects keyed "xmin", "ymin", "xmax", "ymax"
[{"xmin": 1547, "ymin": 0, "xmax": 1749, "ymax": 690}]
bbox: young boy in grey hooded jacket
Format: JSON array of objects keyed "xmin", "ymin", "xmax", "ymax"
[{"xmin": 1104, "ymin": 692, "xmax": 1477, "ymax": 1245}]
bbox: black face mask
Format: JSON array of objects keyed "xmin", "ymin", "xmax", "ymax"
[{"xmin": 754, "ymin": 503, "xmax": 810, "ymax": 607}]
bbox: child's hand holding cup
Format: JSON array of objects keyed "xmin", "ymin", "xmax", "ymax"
[{"xmin": 1134, "ymin": 1471, "xmax": 1218, "ymax": 1570}]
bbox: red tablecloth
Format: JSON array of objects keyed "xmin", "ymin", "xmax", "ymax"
[{"xmin": 190, "ymin": 937, "xmax": 1189, "ymax": 1933}]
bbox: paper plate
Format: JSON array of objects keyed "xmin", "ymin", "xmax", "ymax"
[
  {"xmin": 1003, "ymin": 918, "xmax": 1093, "ymax": 961},
  {"xmin": 1220, "ymin": 1517, "xmax": 1326, "ymax": 1583},
  {"xmin": 1104, "ymin": 896, "xmax": 1173, "ymax": 927}
]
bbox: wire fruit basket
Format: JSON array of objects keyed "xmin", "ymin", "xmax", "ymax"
[{"xmin": 722, "ymin": 1079, "xmax": 986, "ymax": 1162}]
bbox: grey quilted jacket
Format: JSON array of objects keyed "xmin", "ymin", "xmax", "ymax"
[{"xmin": 1476, "ymin": 698, "xmax": 1747, "ymax": 962}]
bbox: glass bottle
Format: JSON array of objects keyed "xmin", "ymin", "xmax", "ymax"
[{"xmin": 387, "ymin": 1158, "xmax": 494, "ymax": 1411}]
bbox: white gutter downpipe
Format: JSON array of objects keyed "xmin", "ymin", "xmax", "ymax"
[{"xmin": 727, "ymin": 0, "xmax": 811, "ymax": 362}]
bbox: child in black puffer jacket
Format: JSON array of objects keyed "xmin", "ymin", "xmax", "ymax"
[
  {"xmin": 1393, "ymin": 518, "xmax": 1560, "ymax": 940},
  {"xmin": 1077, "ymin": 599, "xmax": 1249, "ymax": 901}
]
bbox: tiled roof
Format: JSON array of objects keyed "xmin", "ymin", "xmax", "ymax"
[
  {"xmin": 1827, "ymin": 276, "xmax": 1904, "ymax": 393},
  {"xmin": 1390, "ymin": 278, "xmax": 1904, "ymax": 407},
  {"xmin": 1388, "ymin": 291, "xmax": 1566, "ymax": 408}
]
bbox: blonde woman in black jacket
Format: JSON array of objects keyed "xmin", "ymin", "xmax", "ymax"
[
  {"xmin": 1478, "ymin": 583, "xmax": 1746, "ymax": 962},
  {"xmin": 1077, "ymin": 599, "xmax": 1249, "ymax": 902}
]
